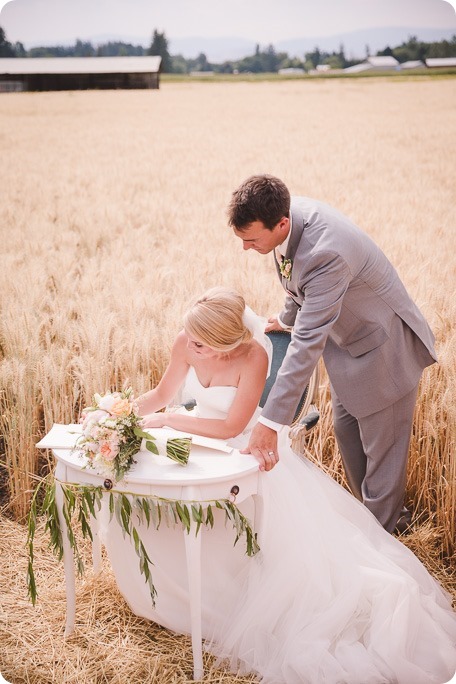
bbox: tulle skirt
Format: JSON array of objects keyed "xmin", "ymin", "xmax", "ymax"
[{"xmin": 101, "ymin": 430, "xmax": 456, "ymax": 684}]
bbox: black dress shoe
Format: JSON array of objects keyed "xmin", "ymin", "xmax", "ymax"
[{"xmin": 394, "ymin": 515, "xmax": 413, "ymax": 535}]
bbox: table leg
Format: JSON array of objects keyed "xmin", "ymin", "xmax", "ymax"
[
  {"xmin": 184, "ymin": 527, "xmax": 203, "ymax": 681},
  {"xmin": 90, "ymin": 513, "xmax": 102, "ymax": 573},
  {"xmin": 54, "ymin": 476, "xmax": 76, "ymax": 637}
]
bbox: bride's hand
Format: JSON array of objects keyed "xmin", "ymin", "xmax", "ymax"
[
  {"xmin": 265, "ymin": 316, "xmax": 285, "ymax": 332},
  {"xmin": 141, "ymin": 413, "xmax": 166, "ymax": 429}
]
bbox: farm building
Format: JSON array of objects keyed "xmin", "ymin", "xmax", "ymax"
[
  {"xmin": 425, "ymin": 57, "xmax": 456, "ymax": 69},
  {"xmin": 0, "ymin": 56, "xmax": 162, "ymax": 92},
  {"xmin": 401, "ymin": 60, "xmax": 425, "ymax": 70},
  {"xmin": 344, "ymin": 55, "xmax": 400, "ymax": 74},
  {"xmin": 278, "ymin": 67, "xmax": 305, "ymax": 75}
]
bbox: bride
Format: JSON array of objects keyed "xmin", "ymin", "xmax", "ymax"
[{"xmin": 104, "ymin": 287, "xmax": 456, "ymax": 684}]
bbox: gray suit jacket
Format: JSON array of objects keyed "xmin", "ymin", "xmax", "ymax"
[{"xmin": 262, "ymin": 196, "xmax": 437, "ymax": 424}]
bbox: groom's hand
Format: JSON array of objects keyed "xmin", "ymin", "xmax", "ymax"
[{"xmin": 241, "ymin": 423, "xmax": 279, "ymax": 471}]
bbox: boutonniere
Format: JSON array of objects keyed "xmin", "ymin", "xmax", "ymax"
[{"xmin": 279, "ymin": 258, "xmax": 292, "ymax": 280}]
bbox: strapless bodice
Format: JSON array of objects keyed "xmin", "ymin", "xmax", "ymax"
[{"xmin": 180, "ymin": 367, "xmax": 262, "ymax": 448}]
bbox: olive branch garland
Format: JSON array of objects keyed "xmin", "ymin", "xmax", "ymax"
[{"xmin": 27, "ymin": 476, "xmax": 260, "ymax": 607}]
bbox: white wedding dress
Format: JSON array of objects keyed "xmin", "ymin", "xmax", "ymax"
[{"xmin": 102, "ymin": 366, "xmax": 456, "ymax": 684}]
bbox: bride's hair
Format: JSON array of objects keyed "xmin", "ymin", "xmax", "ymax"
[{"xmin": 184, "ymin": 287, "xmax": 253, "ymax": 352}]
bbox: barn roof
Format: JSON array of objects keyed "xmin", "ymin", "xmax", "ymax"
[
  {"xmin": 343, "ymin": 63, "xmax": 372, "ymax": 73},
  {"xmin": 366, "ymin": 56, "xmax": 399, "ymax": 67},
  {"xmin": 425, "ymin": 57, "xmax": 456, "ymax": 68},
  {"xmin": 401, "ymin": 60, "xmax": 424, "ymax": 69},
  {"xmin": 0, "ymin": 56, "xmax": 162, "ymax": 75}
]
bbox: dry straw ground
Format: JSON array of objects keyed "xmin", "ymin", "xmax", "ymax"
[{"xmin": 0, "ymin": 77, "xmax": 455, "ymax": 682}]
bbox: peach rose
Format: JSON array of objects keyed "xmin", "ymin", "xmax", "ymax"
[{"xmin": 110, "ymin": 398, "xmax": 132, "ymax": 417}]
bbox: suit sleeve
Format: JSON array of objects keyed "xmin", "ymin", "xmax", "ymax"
[
  {"xmin": 262, "ymin": 251, "xmax": 352, "ymax": 425},
  {"xmin": 279, "ymin": 294, "xmax": 300, "ymax": 328}
]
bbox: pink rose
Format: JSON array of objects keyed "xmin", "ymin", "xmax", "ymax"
[{"xmin": 100, "ymin": 441, "xmax": 119, "ymax": 462}]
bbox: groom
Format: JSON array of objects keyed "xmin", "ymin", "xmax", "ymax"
[{"xmin": 228, "ymin": 174, "xmax": 437, "ymax": 533}]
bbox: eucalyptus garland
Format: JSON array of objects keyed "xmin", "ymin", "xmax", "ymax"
[{"xmin": 27, "ymin": 476, "xmax": 260, "ymax": 607}]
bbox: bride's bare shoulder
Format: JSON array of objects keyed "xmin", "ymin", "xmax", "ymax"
[
  {"xmin": 244, "ymin": 339, "xmax": 269, "ymax": 367},
  {"xmin": 171, "ymin": 329, "xmax": 189, "ymax": 355}
]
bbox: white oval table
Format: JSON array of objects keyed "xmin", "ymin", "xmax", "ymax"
[{"xmin": 49, "ymin": 431, "xmax": 266, "ymax": 681}]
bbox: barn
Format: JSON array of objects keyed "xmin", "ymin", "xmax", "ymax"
[{"xmin": 0, "ymin": 55, "xmax": 162, "ymax": 92}]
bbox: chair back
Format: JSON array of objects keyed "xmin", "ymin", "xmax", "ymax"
[{"xmin": 259, "ymin": 331, "xmax": 319, "ymax": 425}]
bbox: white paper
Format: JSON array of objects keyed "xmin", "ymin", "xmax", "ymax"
[{"xmin": 35, "ymin": 423, "xmax": 82, "ymax": 449}]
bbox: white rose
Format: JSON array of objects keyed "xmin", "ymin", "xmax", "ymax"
[
  {"xmin": 103, "ymin": 419, "xmax": 117, "ymax": 429},
  {"xmin": 98, "ymin": 394, "xmax": 117, "ymax": 412},
  {"xmin": 82, "ymin": 410, "xmax": 107, "ymax": 436}
]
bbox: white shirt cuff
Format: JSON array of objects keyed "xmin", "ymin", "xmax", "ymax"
[
  {"xmin": 277, "ymin": 314, "xmax": 293, "ymax": 331},
  {"xmin": 258, "ymin": 416, "xmax": 285, "ymax": 432},
  {"xmin": 276, "ymin": 314, "xmax": 288, "ymax": 329}
]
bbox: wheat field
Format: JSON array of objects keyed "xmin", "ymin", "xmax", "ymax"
[{"xmin": 0, "ymin": 77, "xmax": 455, "ymax": 683}]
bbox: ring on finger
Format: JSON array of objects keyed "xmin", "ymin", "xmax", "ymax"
[{"xmin": 267, "ymin": 451, "xmax": 274, "ymax": 456}]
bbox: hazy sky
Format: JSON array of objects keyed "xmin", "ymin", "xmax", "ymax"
[{"xmin": 1, "ymin": 0, "xmax": 455, "ymax": 46}]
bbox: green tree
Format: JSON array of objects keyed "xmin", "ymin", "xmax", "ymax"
[
  {"xmin": 14, "ymin": 41, "xmax": 26, "ymax": 57},
  {"xmin": 427, "ymin": 35, "xmax": 456, "ymax": 58},
  {"xmin": 265, "ymin": 44, "xmax": 278, "ymax": 72},
  {"xmin": 97, "ymin": 41, "xmax": 144, "ymax": 57},
  {"xmin": 148, "ymin": 29, "xmax": 171, "ymax": 72},
  {"xmin": 195, "ymin": 52, "xmax": 210, "ymax": 71},
  {"xmin": 170, "ymin": 54, "xmax": 188, "ymax": 73},
  {"xmin": 0, "ymin": 26, "xmax": 15, "ymax": 57},
  {"xmin": 304, "ymin": 47, "xmax": 322, "ymax": 69},
  {"xmin": 378, "ymin": 45, "xmax": 394, "ymax": 57},
  {"xmin": 74, "ymin": 39, "xmax": 95, "ymax": 57}
]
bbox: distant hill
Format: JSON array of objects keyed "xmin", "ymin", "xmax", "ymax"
[{"xmin": 168, "ymin": 36, "xmax": 256, "ymax": 62}]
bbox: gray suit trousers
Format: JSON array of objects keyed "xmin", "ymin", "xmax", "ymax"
[{"xmin": 332, "ymin": 384, "xmax": 419, "ymax": 533}]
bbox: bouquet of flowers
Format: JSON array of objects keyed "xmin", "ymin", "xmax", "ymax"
[{"xmin": 78, "ymin": 388, "xmax": 192, "ymax": 481}]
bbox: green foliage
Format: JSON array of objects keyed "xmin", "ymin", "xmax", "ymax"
[
  {"xmin": 148, "ymin": 29, "xmax": 172, "ymax": 72},
  {"xmin": 27, "ymin": 479, "xmax": 260, "ymax": 608},
  {"xmin": 377, "ymin": 34, "xmax": 456, "ymax": 63},
  {"xmin": 0, "ymin": 26, "xmax": 15, "ymax": 57},
  {"xmin": 228, "ymin": 44, "xmax": 289, "ymax": 73},
  {"xmin": 170, "ymin": 54, "xmax": 188, "ymax": 74},
  {"xmin": 97, "ymin": 41, "xmax": 144, "ymax": 57}
]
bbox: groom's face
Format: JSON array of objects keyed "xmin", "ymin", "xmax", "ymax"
[{"xmin": 233, "ymin": 218, "xmax": 289, "ymax": 254}]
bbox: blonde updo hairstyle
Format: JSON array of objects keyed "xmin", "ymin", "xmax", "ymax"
[{"xmin": 183, "ymin": 287, "xmax": 253, "ymax": 352}]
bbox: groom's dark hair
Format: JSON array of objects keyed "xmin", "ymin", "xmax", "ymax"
[{"xmin": 228, "ymin": 174, "xmax": 291, "ymax": 230}]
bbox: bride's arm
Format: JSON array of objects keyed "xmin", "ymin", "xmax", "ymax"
[
  {"xmin": 143, "ymin": 346, "xmax": 268, "ymax": 440},
  {"xmin": 136, "ymin": 331, "xmax": 190, "ymax": 415}
]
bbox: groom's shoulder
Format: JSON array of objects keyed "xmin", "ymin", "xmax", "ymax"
[
  {"xmin": 291, "ymin": 195, "xmax": 364, "ymax": 235},
  {"xmin": 291, "ymin": 195, "xmax": 347, "ymax": 219}
]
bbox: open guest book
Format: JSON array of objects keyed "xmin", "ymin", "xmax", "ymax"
[{"xmin": 36, "ymin": 423, "xmax": 233, "ymax": 454}]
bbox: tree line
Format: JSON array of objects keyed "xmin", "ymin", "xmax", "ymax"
[{"xmin": 1, "ymin": 26, "xmax": 455, "ymax": 73}]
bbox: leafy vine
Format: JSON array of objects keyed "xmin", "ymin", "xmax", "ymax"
[{"xmin": 27, "ymin": 476, "xmax": 260, "ymax": 607}]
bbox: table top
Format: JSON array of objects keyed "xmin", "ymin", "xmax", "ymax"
[
  {"xmin": 42, "ymin": 424, "xmax": 260, "ymax": 488},
  {"xmin": 53, "ymin": 445, "xmax": 260, "ymax": 487}
]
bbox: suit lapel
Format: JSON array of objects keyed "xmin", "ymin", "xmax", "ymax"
[{"xmin": 286, "ymin": 204, "xmax": 305, "ymax": 261}]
